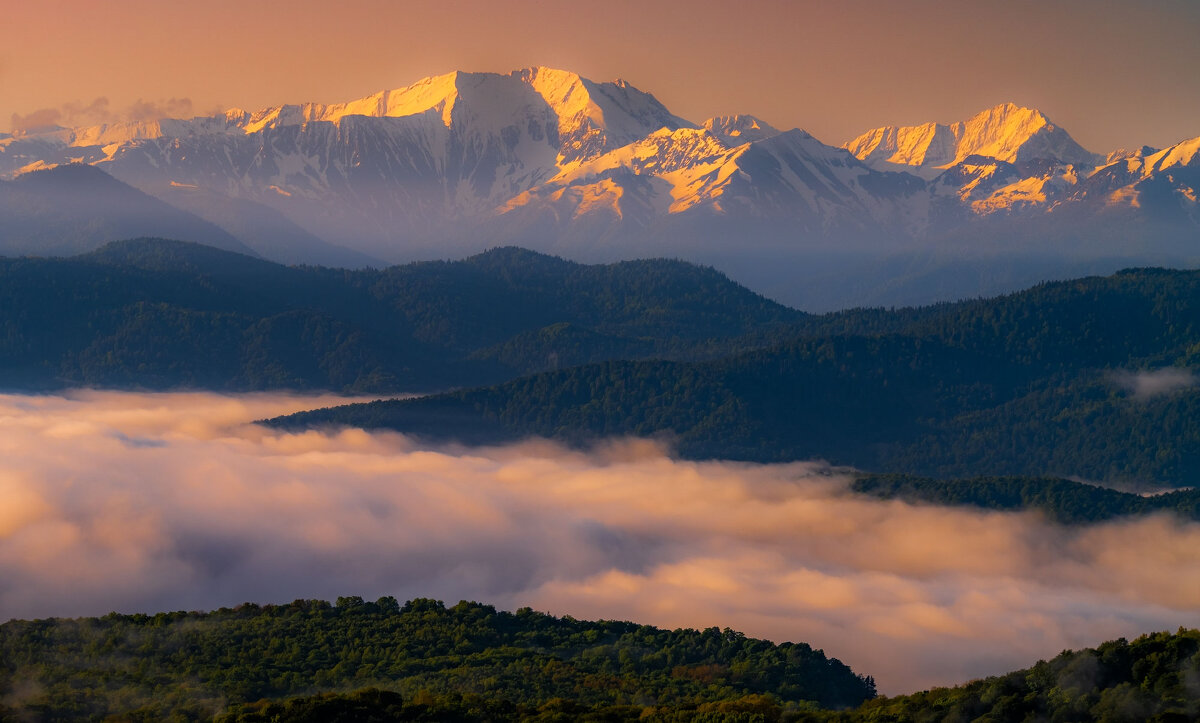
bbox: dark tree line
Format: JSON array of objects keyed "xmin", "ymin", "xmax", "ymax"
[
  {"xmin": 0, "ymin": 598, "xmax": 873, "ymax": 721},
  {"xmin": 852, "ymin": 474, "xmax": 1200, "ymax": 524},
  {"xmin": 0, "ymin": 239, "xmax": 804, "ymax": 393},
  {"xmin": 277, "ymin": 267, "xmax": 1200, "ymax": 488}
]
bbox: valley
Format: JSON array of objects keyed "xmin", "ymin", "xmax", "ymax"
[{"xmin": 4, "ymin": 8, "xmax": 1200, "ymax": 717}]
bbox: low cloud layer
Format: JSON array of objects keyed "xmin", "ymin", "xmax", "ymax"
[
  {"xmin": 1, "ymin": 391, "xmax": 1198, "ymax": 694},
  {"xmin": 1112, "ymin": 367, "xmax": 1198, "ymax": 399},
  {"xmin": 10, "ymin": 97, "xmax": 200, "ymax": 132}
]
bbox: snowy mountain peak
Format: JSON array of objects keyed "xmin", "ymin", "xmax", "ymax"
[
  {"xmin": 513, "ymin": 65, "xmax": 586, "ymax": 89},
  {"xmin": 4, "ymin": 70, "xmax": 1195, "ymax": 288},
  {"xmin": 1090, "ymin": 136, "xmax": 1199, "ymax": 182},
  {"xmin": 1142, "ymin": 135, "xmax": 1200, "ymax": 174},
  {"xmin": 515, "ymin": 66, "xmax": 693, "ymax": 161},
  {"xmin": 843, "ymin": 121, "xmax": 957, "ymax": 168},
  {"xmin": 702, "ymin": 115, "xmax": 782, "ymax": 145},
  {"xmin": 214, "ymin": 71, "xmax": 485, "ymax": 133},
  {"xmin": 844, "ymin": 103, "xmax": 1099, "ymax": 170},
  {"xmin": 15, "ymin": 68, "xmax": 691, "ymax": 167},
  {"xmin": 955, "ymin": 103, "xmax": 1054, "ymax": 162},
  {"xmin": 308, "ymin": 67, "xmax": 694, "ymax": 162},
  {"xmin": 1105, "ymin": 146, "xmax": 1159, "ymax": 164}
]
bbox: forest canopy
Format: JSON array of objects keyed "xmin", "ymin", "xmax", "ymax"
[{"xmin": 0, "ymin": 597, "xmax": 873, "ymax": 721}]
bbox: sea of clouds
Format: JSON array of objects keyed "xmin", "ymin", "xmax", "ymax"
[{"xmin": 1, "ymin": 390, "xmax": 1197, "ymax": 694}]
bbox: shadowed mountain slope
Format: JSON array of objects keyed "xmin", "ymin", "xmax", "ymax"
[
  {"xmin": 0, "ymin": 238, "xmax": 804, "ymax": 392},
  {"xmin": 269, "ymin": 268, "xmax": 1200, "ymax": 487},
  {"xmin": 0, "ymin": 164, "xmax": 255, "ymax": 258}
]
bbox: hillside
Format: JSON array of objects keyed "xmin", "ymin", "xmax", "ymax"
[
  {"xmin": 0, "ymin": 239, "xmax": 803, "ymax": 392},
  {"xmin": 269, "ymin": 268, "xmax": 1200, "ymax": 487},
  {"xmin": 214, "ymin": 628, "xmax": 1200, "ymax": 722},
  {"xmin": 5, "ymin": 599, "xmax": 1193, "ymax": 723},
  {"xmin": 0, "ymin": 164, "xmax": 255, "ymax": 258},
  {"xmin": 852, "ymin": 474, "xmax": 1200, "ymax": 524},
  {"xmin": 822, "ymin": 629, "xmax": 1200, "ymax": 722},
  {"xmin": 0, "ymin": 598, "xmax": 873, "ymax": 721}
]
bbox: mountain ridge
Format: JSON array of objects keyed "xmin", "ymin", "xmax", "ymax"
[
  {"xmin": 0, "ymin": 238, "xmax": 805, "ymax": 392},
  {"xmin": 3, "ymin": 68, "xmax": 1197, "ymax": 309},
  {"xmin": 266, "ymin": 265, "xmax": 1200, "ymax": 488},
  {"xmin": 0, "ymin": 164, "xmax": 257, "ymax": 258},
  {"xmin": 843, "ymin": 102, "xmax": 1101, "ymax": 170}
]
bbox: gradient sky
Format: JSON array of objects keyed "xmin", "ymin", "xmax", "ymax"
[{"xmin": 4, "ymin": 0, "xmax": 1199, "ymax": 152}]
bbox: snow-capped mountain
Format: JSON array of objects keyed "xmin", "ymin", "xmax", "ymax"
[
  {"xmin": 2, "ymin": 68, "xmax": 1196, "ymax": 309},
  {"xmin": 702, "ymin": 115, "xmax": 782, "ymax": 145},
  {"xmin": 844, "ymin": 103, "xmax": 1100, "ymax": 172},
  {"xmin": 1066, "ymin": 135, "xmax": 1200, "ymax": 231},
  {"xmin": 843, "ymin": 103, "xmax": 1199, "ymax": 244},
  {"xmin": 486, "ymin": 124, "xmax": 929, "ymax": 260},
  {"xmin": 0, "ymin": 68, "xmax": 696, "ymax": 260}
]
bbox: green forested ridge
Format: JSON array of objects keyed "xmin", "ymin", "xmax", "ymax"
[
  {"xmin": 6, "ymin": 607, "xmax": 1192, "ymax": 723},
  {"xmin": 202, "ymin": 624, "xmax": 1200, "ymax": 723},
  {"xmin": 273, "ymin": 268, "xmax": 1200, "ymax": 486},
  {"xmin": 215, "ymin": 687, "xmax": 809, "ymax": 723},
  {"xmin": 0, "ymin": 239, "xmax": 804, "ymax": 392},
  {"xmin": 815, "ymin": 629, "xmax": 1200, "ymax": 723},
  {"xmin": 852, "ymin": 474, "xmax": 1200, "ymax": 524},
  {"xmin": 6, "ymin": 240, "xmax": 1200, "ymax": 484},
  {"xmin": 0, "ymin": 597, "xmax": 873, "ymax": 721}
]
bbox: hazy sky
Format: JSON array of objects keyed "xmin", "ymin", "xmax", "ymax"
[{"xmin": 4, "ymin": 0, "xmax": 1199, "ymax": 151}]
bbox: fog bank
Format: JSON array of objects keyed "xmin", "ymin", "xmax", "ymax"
[{"xmin": 1, "ymin": 390, "xmax": 1197, "ymax": 694}]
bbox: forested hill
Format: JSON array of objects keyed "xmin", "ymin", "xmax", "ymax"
[
  {"xmin": 0, "ymin": 597, "xmax": 874, "ymax": 721},
  {"xmin": 269, "ymin": 268, "xmax": 1200, "ymax": 487},
  {"xmin": 822, "ymin": 629, "xmax": 1200, "ymax": 723},
  {"xmin": 853, "ymin": 474, "xmax": 1200, "ymax": 524},
  {"xmin": 188, "ymin": 630, "xmax": 1200, "ymax": 722},
  {"xmin": 0, "ymin": 239, "xmax": 804, "ymax": 392},
  {"xmin": 5, "ymin": 597, "xmax": 1192, "ymax": 723}
]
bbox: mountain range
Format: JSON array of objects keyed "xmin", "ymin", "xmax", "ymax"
[
  {"xmin": 267, "ymin": 264, "xmax": 1200, "ymax": 488},
  {"xmin": 3, "ymin": 67, "xmax": 1197, "ymax": 309}
]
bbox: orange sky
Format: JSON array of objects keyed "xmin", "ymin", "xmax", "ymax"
[{"xmin": 4, "ymin": 0, "xmax": 1199, "ymax": 152}]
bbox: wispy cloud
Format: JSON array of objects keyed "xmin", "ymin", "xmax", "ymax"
[
  {"xmin": 1112, "ymin": 367, "xmax": 1198, "ymax": 399},
  {"xmin": 10, "ymin": 97, "xmax": 201, "ymax": 132},
  {"xmin": 0, "ymin": 391, "xmax": 1197, "ymax": 694}
]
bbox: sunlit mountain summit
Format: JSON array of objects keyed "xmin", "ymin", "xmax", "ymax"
[
  {"xmin": 2, "ymin": 67, "xmax": 1197, "ymax": 309},
  {"xmin": 844, "ymin": 102, "xmax": 1100, "ymax": 170}
]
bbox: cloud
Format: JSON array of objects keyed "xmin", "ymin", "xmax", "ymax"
[
  {"xmin": 9, "ymin": 96, "xmax": 197, "ymax": 133},
  {"xmin": 10, "ymin": 108, "xmax": 63, "ymax": 133},
  {"xmin": 0, "ymin": 390, "xmax": 1198, "ymax": 694},
  {"xmin": 1112, "ymin": 367, "xmax": 1198, "ymax": 399},
  {"xmin": 125, "ymin": 97, "xmax": 194, "ymax": 123}
]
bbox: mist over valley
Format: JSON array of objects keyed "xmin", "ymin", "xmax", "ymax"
[
  {"xmin": 2, "ymin": 390, "xmax": 1198, "ymax": 701},
  {"xmin": 4, "ymin": 11, "xmax": 1200, "ymax": 716}
]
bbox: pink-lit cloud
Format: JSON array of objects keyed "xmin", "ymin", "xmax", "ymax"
[
  {"xmin": 9, "ymin": 96, "xmax": 198, "ymax": 133},
  {"xmin": 0, "ymin": 390, "xmax": 1197, "ymax": 694}
]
